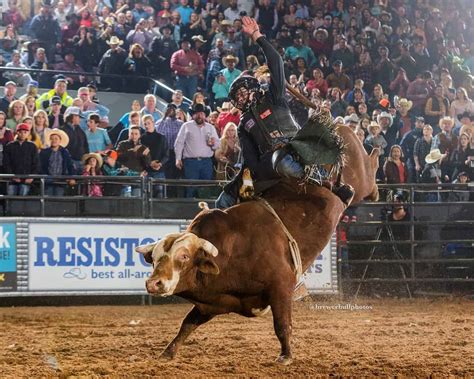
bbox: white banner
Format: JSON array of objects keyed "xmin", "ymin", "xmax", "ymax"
[
  {"xmin": 303, "ymin": 240, "xmax": 336, "ymax": 293},
  {"xmin": 28, "ymin": 223, "xmax": 178, "ymax": 291}
]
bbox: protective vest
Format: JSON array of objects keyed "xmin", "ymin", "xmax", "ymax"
[{"xmin": 248, "ymin": 96, "xmax": 299, "ymax": 155}]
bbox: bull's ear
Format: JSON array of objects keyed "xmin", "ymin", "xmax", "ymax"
[
  {"xmin": 135, "ymin": 243, "xmax": 156, "ymax": 264},
  {"xmin": 196, "ymin": 250, "xmax": 220, "ymax": 275}
]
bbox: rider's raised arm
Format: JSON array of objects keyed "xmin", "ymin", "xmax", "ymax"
[{"xmin": 255, "ymin": 36, "xmax": 286, "ymax": 99}]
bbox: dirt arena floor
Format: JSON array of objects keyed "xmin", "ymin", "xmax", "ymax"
[{"xmin": 0, "ymin": 297, "xmax": 472, "ymax": 377}]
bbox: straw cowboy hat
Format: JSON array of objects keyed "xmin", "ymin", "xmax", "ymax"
[
  {"xmin": 425, "ymin": 149, "xmax": 445, "ymax": 164},
  {"xmin": 398, "ymin": 98, "xmax": 413, "ymax": 110},
  {"xmin": 47, "ymin": 129, "xmax": 70, "ymax": 148},
  {"xmin": 222, "ymin": 54, "xmax": 239, "ymax": 66},
  {"xmin": 368, "ymin": 121, "xmax": 381, "ymax": 131},
  {"xmin": 81, "ymin": 152, "xmax": 103, "ymax": 168},
  {"xmin": 377, "ymin": 111, "xmax": 393, "ymax": 127},
  {"xmin": 217, "ymin": 101, "xmax": 232, "ymax": 113},
  {"xmin": 343, "ymin": 113, "xmax": 359, "ymax": 124},
  {"xmin": 106, "ymin": 36, "xmax": 124, "ymax": 46},
  {"xmin": 192, "ymin": 35, "xmax": 207, "ymax": 43}
]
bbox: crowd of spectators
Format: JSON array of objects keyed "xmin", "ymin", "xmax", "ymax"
[{"xmin": 0, "ymin": 0, "xmax": 473, "ymax": 200}]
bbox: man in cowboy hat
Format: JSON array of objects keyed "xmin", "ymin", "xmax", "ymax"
[
  {"xmin": 170, "ymin": 35, "xmax": 205, "ymax": 99},
  {"xmin": 215, "ymin": 16, "xmax": 353, "ymax": 209},
  {"xmin": 98, "ymin": 36, "xmax": 127, "ymax": 91},
  {"xmin": 39, "ymin": 129, "xmax": 75, "ymax": 196},
  {"xmin": 148, "ymin": 23, "xmax": 178, "ymax": 85},
  {"xmin": 61, "ymin": 106, "xmax": 89, "ymax": 174},
  {"xmin": 219, "ymin": 55, "xmax": 242, "ymax": 97},
  {"xmin": 400, "ymin": 116, "xmax": 425, "ymax": 182},
  {"xmin": 420, "ymin": 148, "xmax": 446, "ymax": 201},
  {"xmin": 174, "ymin": 103, "xmax": 220, "ymax": 197},
  {"xmin": 54, "ymin": 50, "xmax": 86, "ymax": 89}
]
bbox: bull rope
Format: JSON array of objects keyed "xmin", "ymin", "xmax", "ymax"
[{"xmin": 257, "ymin": 198, "xmax": 303, "ymax": 280}]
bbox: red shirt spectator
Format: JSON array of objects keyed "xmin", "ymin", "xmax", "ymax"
[{"xmin": 216, "ymin": 105, "xmax": 240, "ymax": 136}]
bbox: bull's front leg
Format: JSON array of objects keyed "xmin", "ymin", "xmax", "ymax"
[
  {"xmin": 161, "ymin": 306, "xmax": 214, "ymax": 359},
  {"xmin": 270, "ymin": 284, "xmax": 294, "ymax": 365}
]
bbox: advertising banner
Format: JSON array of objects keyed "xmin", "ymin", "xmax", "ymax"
[
  {"xmin": 28, "ymin": 223, "xmax": 179, "ymax": 291},
  {"xmin": 0, "ymin": 223, "xmax": 17, "ymax": 292},
  {"xmin": 303, "ymin": 240, "xmax": 336, "ymax": 293}
]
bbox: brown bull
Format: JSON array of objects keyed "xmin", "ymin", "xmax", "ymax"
[{"xmin": 135, "ymin": 124, "xmax": 378, "ymax": 365}]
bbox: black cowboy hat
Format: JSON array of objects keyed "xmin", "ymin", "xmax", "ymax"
[
  {"xmin": 189, "ymin": 103, "xmax": 210, "ymax": 116},
  {"xmin": 159, "ymin": 23, "xmax": 174, "ymax": 34}
]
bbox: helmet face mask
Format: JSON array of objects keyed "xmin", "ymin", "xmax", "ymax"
[{"xmin": 229, "ymin": 75, "xmax": 260, "ymax": 111}]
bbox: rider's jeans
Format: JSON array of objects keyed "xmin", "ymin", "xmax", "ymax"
[{"xmin": 276, "ymin": 153, "xmax": 305, "ymax": 179}]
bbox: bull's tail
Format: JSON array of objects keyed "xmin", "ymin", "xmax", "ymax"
[{"xmin": 198, "ymin": 202, "xmax": 210, "ymax": 210}]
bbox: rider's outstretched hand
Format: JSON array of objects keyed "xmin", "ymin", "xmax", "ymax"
[{"xmin": 242, "ymin": 16, "xmax": 263, "ymax": 42}]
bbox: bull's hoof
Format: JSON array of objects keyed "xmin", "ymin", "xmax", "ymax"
[
  {"xmin": 276, "ymin": 354, "xmax": 293, "ymax": 365},
  {"xmin": 160, "ymin": 347, "xmax": 177, "ymax": 360}
]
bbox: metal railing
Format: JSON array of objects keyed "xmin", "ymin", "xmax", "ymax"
[
  {"xmin": 0, "ymin": 66, "xmax": 193, "ymax": 105},
  {"xmin": 338, "ymin": 183, "xmax": 474, "ymax": 297}
]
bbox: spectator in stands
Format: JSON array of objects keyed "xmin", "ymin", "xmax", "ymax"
[
  {"xmin": 305, "ymin": 68, "xmax": 328, "ymax": 98},
  {"xmin": 6, "ymin": 99, "xmax": 27, "ymax": 131},
  {"xmin": 124, "ymin": 43, "xmax": 152, "ymax": 93},
  {"xmin": 0, "ymin": 112, "xmax": 14, "ymax": 174},
  {"xmin": 383, "ymin": 145, "xmax": 408, "ymax": 185},
  {"xmin": 326, "ymin": 60, "xmax": 352, "ymax": 96},
  {"xmin": 54, "ymin": 50, "xmax": 86, "ymax": 89},
  {"xmin": 60, "ymin": 106, "xmax": 89, "ymax": 173},
  {"xmin": 4, "ymin": 50, "xmax": 31, "ymax": 87},
  {"xmin": 174, "ymin": 103, "xmax": 219, "ymax": 197},
  {"xmin": 156, "ymin": 103, "xmax": 183, "ymax": 188},
  {"xmin": 0, "ymin": 81, "xmax": 17, "ymax": 114},
  {"xmin": 420, "ymin": 149, "xmax": 445, "ymax": 202},
  {"xmin": 3, "ymin": 123, "xmax": 39, "ymax": 196},
  {"xmin": 141, "ymin": 114, "xmax": 168, "ymax": 197},
  {"xmin": 400, "ymin": 116, "xmax": 425, "ymax": 183},
  {"xmin": 39, "ymin": 129, "xmax": 74, "ymax": 196},
  {"xmin": 424, "ymin": 85, "xmax": 449, "ymax": 133},
  {"xmin": 176, "ymin": 0, "xmax": 193, "ymax": 25},
  {"xmin": 170, "ymin": 35, "xmax": 205, "ymax": 99},
  {"xmin": 218, "ymin": 55, "xmax": 241, "ymax": 97},
  {"xmin": 78, "ymin": 87, "xmax": 110, "ymax": 125},
  {"xmin": 29, "ymin": 0, "xmax": 61, "ymax": 61},
  {"xmin": 169, "ymin": 89, "xmax": 189, "ymax": 113},
  {"xmin": 115, "ymin": 111, "xmax": 144, "ymax": 147},
  {"xmin": 140, "ymin": 94, "xmax": 162, "ymax": 123},
  {"xmin": 414, "ymin": 124, "xmax": 433, "ymax": 180},
  {"xmin": 396, "ymin": 98, "xmax": 414, "ymax": 138},
  {"xmin": 36, "ymin": 78, "xmax": 74, "ymax": 110},
  {"xmin": 449, "ymin": 87, "xmax": 474, "ymax": 121},
  {"xmin": 3, "ymin": 0, "xmax": 25, "ymax": 31},
  {"xmin": 19, "ymin": 81, "xmax": 39, "ymax": 102},
  {"xmin": 406, "ymin": 71, "xmax": 434, "ymax": 117},
  {"xmin": 285, "ymin": 31, "xmax": 316, "ymax": 68},
  {"xmin": 116, "ymin": 126, "xmax": 150, "ymax": 196},
  {"xmin": 148, "ymin": 23, "xmax": 178, "ymax": 85},
  {"xmin": 126, "ymin": 18, "xmax": 153, "ymax": 50},
  {"xmin": 366, "ymin": 121, "xmax": 387, "ymax": 159},
  {"xmin": 448, "ymin": 172, "xmax": 470, "ymax": 202},
  {"xmin": 447, "ymin": 133, "xmax": 473, "ymax": 182},
  {"xmin": 32, "ymin": 109, "xmax": 50, "ymax": 149},
  {"xmin": 24, "ymin": 96, "xmax": 36, "ymax": 117},
  {"xmin": 378, "ymin": 111, "xmax": 398, "ymax": 152},
  {"xmin": 389, "ymin": 68, "xmax": 410, "ymax": 99},
  {"xmin": 72, "ymin": 26, "xmax": 98, "ymax": 73},
  {"xmin": 47, "ymin": 96, "xmax": 65, "ymax": 129},
  {"xmin": 328, "ymin": 87, "xmax": 347, "ymax": 118},
  {"xmin": 98, "ymin": 36, "xmax": 128, "ymax": 91},
  {"xmin": 84, "ymin": 113, "xmax": 112, "ymax": 154},
  {"xmin": 254, "ymin": 0, "xmax": 278, "ymax": 38},
  {"xmin": 216, "ymin": 102, "xmax": 240, "ymax": 136},
  {"xmin": 215, "ymin": 122, "xmax": 240, "ymax": 180},
  {"xmin": 81, "ymin": 152, "xmax": 103, "ymax": 197},
  {"xmin": 433, "ymin": 117, "xmax": 458, "ymax": 156}
]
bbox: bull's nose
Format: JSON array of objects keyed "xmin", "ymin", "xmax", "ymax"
[{"xmin": 146, "ymin": 279, "xmax": 164, "ymax": 294}]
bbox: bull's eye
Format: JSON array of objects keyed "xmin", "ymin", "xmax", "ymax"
[{"xmin": 179, "ymin": 254, "xmax": 190, "ymax": 263}]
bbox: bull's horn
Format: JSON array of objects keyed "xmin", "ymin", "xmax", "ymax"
[
  {"xmin": 135, "ymin": 242, "xmax": 157, "ymax": 254},
  {"xmin": 199, "ymin": 238, "xmax": 219, "ymax": 257}
]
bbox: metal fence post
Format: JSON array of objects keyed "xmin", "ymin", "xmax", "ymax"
[
  {"xmin": 410, "ymin": 185, "xmax": 415, "ymax": 280},
  {"xmin": 40, "ymin": 178, "xmax": 45, "ymax": 217}
]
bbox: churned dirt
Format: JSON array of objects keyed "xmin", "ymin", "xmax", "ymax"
[{"xmin": 0, "ymin": 298, "xmax": 472, "ymax": 377}]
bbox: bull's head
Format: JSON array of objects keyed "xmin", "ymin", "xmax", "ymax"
[{"xmin": 135, "ymin": 232, "xmax": 219, "ymax": 296}]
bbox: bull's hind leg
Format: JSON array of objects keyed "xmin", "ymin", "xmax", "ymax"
[
  {"xmin": 270, "ymin": 285, "xmax": 294, "ymax": 365},
  {"xmin": 161, "ymin": 306, "xmax": 214, "ymax": 359}
]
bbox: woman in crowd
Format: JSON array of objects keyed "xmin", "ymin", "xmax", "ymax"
[
  {"xmin": 448, "ymin": 133, "xmax": 473, "ymax": 181},
  {"xmin": 215, "ymin": 122, "xmax": 240, "ymax": 181},
  {"xmin": 32, "ymin": 110, "xmax": 51, "ymax": 149},
  {"xmin": 73, "ymin": 26, "xmax": 98, "ymax": 72},
  {"xmin": 291, "ymin": 57, "xmax": 311, "ymax": 83},
  {"xmin": 24, "ymin": 95, "xmax": 37, "ymax": 117},
  {"xmin": 384, "ymin": 144, "xmax": 408, "ymax": 184},
  {"xmin": 449, "ymin": 87, "xmax": 474, "ymax": 120},
  {"xmin": 82, "ymin": 152, "xmax": 104, "ymax": 197},
  {"xmin": 305, "ymin": 68, "xmax": 328, "ymax": 98},
  {"xmin": 6, "ymin": 100, "xmax": 27, "ymax": 131},
  {"xmin": 124, "ymin": 43, "xmax": 152, "ymax": 93}
]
